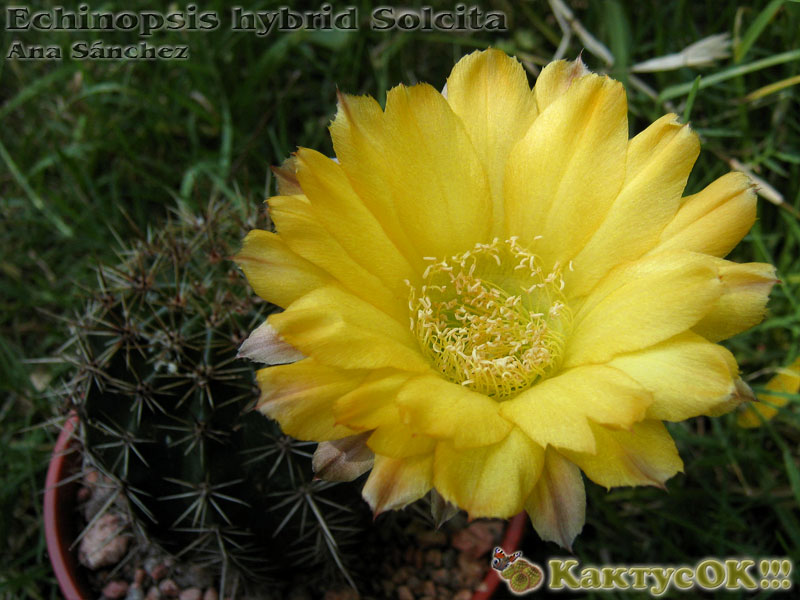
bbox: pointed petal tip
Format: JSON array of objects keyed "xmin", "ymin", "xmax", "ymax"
[
  {"xmin": 271, "ymin": 155, "xmax": 304, "ymax": 195},
  {"xmin": 572, "ymin": 53, "xmax": 589, "ymax": 73},
  {"xmin": 710, "ymin": 377, "xmax": 757, "ymax": 417},
  {"xmin": 312, "ymin": 433, "xmax": 374, "ymax": 482},
  {"xmin": 526, "ymin": 448, "xmax": 586, "ymax": 551},
  {"xmin": 429, "ymin": 488, "xmax": 460, "ymax": 528},
  {"xmin": 238, "ymin": 321, "xmax": 305, "ymax": 365},
  {"xmin": 335, "ymin": 88, "xmax": 356, "ymax": 116},
  {"xmin": 333, "ymin": 88, "xmax": 355, "ymax": 127},
  {"xmin": 362, "ymin": 454, "xmax": 433, "ymax": 517}
]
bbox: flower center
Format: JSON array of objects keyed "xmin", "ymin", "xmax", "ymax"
[{"xmin": 409, "ymin": 237, "xmax": 571, "ymax": 400}]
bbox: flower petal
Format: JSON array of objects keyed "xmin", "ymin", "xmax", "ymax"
[
  {"xmin": 532, "ymin": 58, "xmax": 591, "ymax": 113},
  {"xmin": 655, "ymin": 172, "xmax": 756, "ymax": 257},
  {"xmin": 269, "ymin": 194, "xmax": 406, "ymax": 323},
  {"xmin": 564, "ymin": 251, "xmax": 722, "ymax": 367},
  {"xmin": 256, "ymin": 359, "xmax": 364, "ymax": 441},
  {"xmin": 237, "ymin": 320, "xmax": 304, "ymax": 365},
  {"xmin": 328, "ymin": 93, "xmax": 421, "ymax": 263},
  {"xmin": 430, "ymin": 489, "xmax": 460, "ymax": 529},
  {"xmin": 692, "ymin": 261, "xmax": 777, "ymax": 342},
  {"xmin": 525, "ymin": 447, "xmax": 585, "ymax": 551},
  {"xmin": 333, "ymin": 371, "xmax": 413, "ymax": 430},
  {"xmin": 499, "ymin": 365, "xmax": 651, "ymax": 454},
  {"xmin": 434, "ymin": 427, "xmax": 545, "ymax": 518},
  {"xmin": 362, "ymin": 454, "xmax": 433, "ymax": 515},
  {"xmin": 312, "ymin": 432, "xmax": 374, "ymax": 482},
  {"xmin": 562, "ymin": 420, "xmax": 683, "ymax": 489},
  {"xmin": 566, "ymin": 114, "xmax": 699, "ymax": 298},
  {"xmin": 710, "ymin": 377, "xmax": 755, "ymax": 417},
  {"xmin": 609, "ymin": 331, "xmax": 739, "ymax": 421},
  {"xmin": 235, "ymin": 229, "xmax": 332, "ymax": 309},
  {"xmin": 295, "ymin": 147, "xmax": 420, "ymax": 299},
  {"xmin": 330, "ymin": 85, "xmax": 492, "ymax": 260},
  {"xmin": 738, "ymin": 357, "xmax": 800, "ymax": 427},
  {"xmin": 269, "ymin": 286, "xmax": 430, "ymax": 372},
  {"xmin": 272, "ymin": 155, "xmax": 303, "ymax": 195},
  {"xmin": 445, "ymin": 49, "xmax": 537, "ymax": 227},
  {"xmin": 505, "ymin": 70, "xmax": 627, "ymax": 262},
  {"xmin": 367, "ymin": 422, "xmax": 436, "ymax": 458},
  {"xmin": 396, "ymin": 375, "xmax": 512, "ymax": 448}
]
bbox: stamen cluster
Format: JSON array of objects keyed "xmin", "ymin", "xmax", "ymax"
[{"xmin": 409, "ymin": 237, "xmax": 571, "ymax": 399}]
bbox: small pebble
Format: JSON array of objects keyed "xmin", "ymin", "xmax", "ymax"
[
  {"xmin": 177, "ymin": 565, "xmax": 213, "ymax": 590},
  {"xmin": 392, "ymin": 566, "xmax": 413, "ymax": 584},
  {"xmin": 178, "ymin": 589, "xmax": 202, "ymax": 600},
  {"xmin": 396, "ymin": 585, "xmax": 414, "ymax": 600},
  {"xmin": 458, "ymin": 553, "xmax": 487, "ymax": 585},
  {"xmin": 431, "ymin": 568, "xmax": 450, "ymax": 585},
  {"xmin": 453, "ymin": 591, "xmax": 472, "ymax": 600},
  {"xmin": 416, "ymin": 530, "xmax": 447, "ymax": 547},
  {"xmin": 422, "ymin": 580, "xmax": 436, "ymax": 596},
  {"xmin": 441, "ymin": 548, "xmax": 457, "ymax": 569},
  {"xmin": 150, "ymin": 563, "xmax": 168, "ymax": 581},
  {"xmin": 102, "ymin": 580, "xmax": 129, "ymax": 599},
  {"xmin": 323, "ymin": 588, "xmax": 358, "ymax": 600},
  {"xmin": 126, "ymin": 586, "xmax": 144, "ymax": 600},
  {"xmin": 424, "ymin": 549, "xmax": 442, "ymax": 567},
  {"xmin": 158, "ymin": 579, "xmax": 179, "ymax": 597},
  {"xmin": 451, "ymin": 521, "xmax": 496, "ymax": 559},
  {"xmin": 143, "ymin": 558, "xmax": 159, "ymax": 575},
  {"xmin": 134, "ymin": 569, "xmax": 147, "ymax": 587},
  {"xmin": 145, "ymin": 587, "xmax": 161, "ymax": 600},
  {"xmin": 202, "ymin": 589, "xmax": 218, "ymax": 600},
  {"xmin": 78, "ymin": 513, "xmax": 129, "ymax": 569},
  {"xmin": 436, "ymin": 587, "xmax": 453, "ymax": 600}
]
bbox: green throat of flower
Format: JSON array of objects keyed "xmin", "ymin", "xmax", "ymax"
[{"xmin": 409, "ymin": 237, "xmax": 572, "ymax": 400}]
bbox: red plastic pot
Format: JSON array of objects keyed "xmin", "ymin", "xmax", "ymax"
[
  {"xmin": 44, "ymin": 411, "xmax": 91, "ymax": 600},
  {"xmin": 45, "ymin": 413, "xmax": 526, "ymax": 599}
]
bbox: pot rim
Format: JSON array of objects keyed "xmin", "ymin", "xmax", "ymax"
[{"xmin": 44, "ymin": 411, "xmax": 90, "ymax": 600}]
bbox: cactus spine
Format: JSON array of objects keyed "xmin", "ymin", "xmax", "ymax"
[{"xmin": 61, "ymin": 198, "xmax": 369, "ymax": 593}]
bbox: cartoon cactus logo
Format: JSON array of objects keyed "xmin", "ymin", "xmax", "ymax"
[{"xmin": 491, "ymin": 547, "xmax": 544, "ymax": 594}]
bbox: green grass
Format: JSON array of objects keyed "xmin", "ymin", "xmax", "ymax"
[{"xmin": 1, "ymin": 1, "xmax": 799, "ymax": 597}]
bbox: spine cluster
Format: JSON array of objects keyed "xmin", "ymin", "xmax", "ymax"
[{"xmin": 60, "ymin": 199, "xmax": 369, "ymax": 592}]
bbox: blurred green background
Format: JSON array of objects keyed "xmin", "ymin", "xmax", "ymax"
[{"xmin": 1, "ymin": 0, "xmax": 799, "ymax": 597}]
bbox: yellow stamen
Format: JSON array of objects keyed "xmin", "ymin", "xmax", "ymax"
[{"xmin": 409, "ymin": 238, "xmax": 572, "ymax": 399}]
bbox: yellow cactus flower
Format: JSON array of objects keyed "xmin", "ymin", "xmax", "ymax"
[
  {"xmin": 737, "ymin": 357, "xmax": 800, "ymax": 427},
  {"xmin": 236, "ymin": 50, "xmax": 776, "ymax": 549}
]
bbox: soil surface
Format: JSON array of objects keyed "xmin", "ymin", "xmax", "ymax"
[{"xmin": 75, "ymin": 469, "xmax": 505, "ymax": 600}]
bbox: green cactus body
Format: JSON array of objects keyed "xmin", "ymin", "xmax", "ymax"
[{"xmin": 64, "ymin": 200, "xmax": 369, "ymax": 590}]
